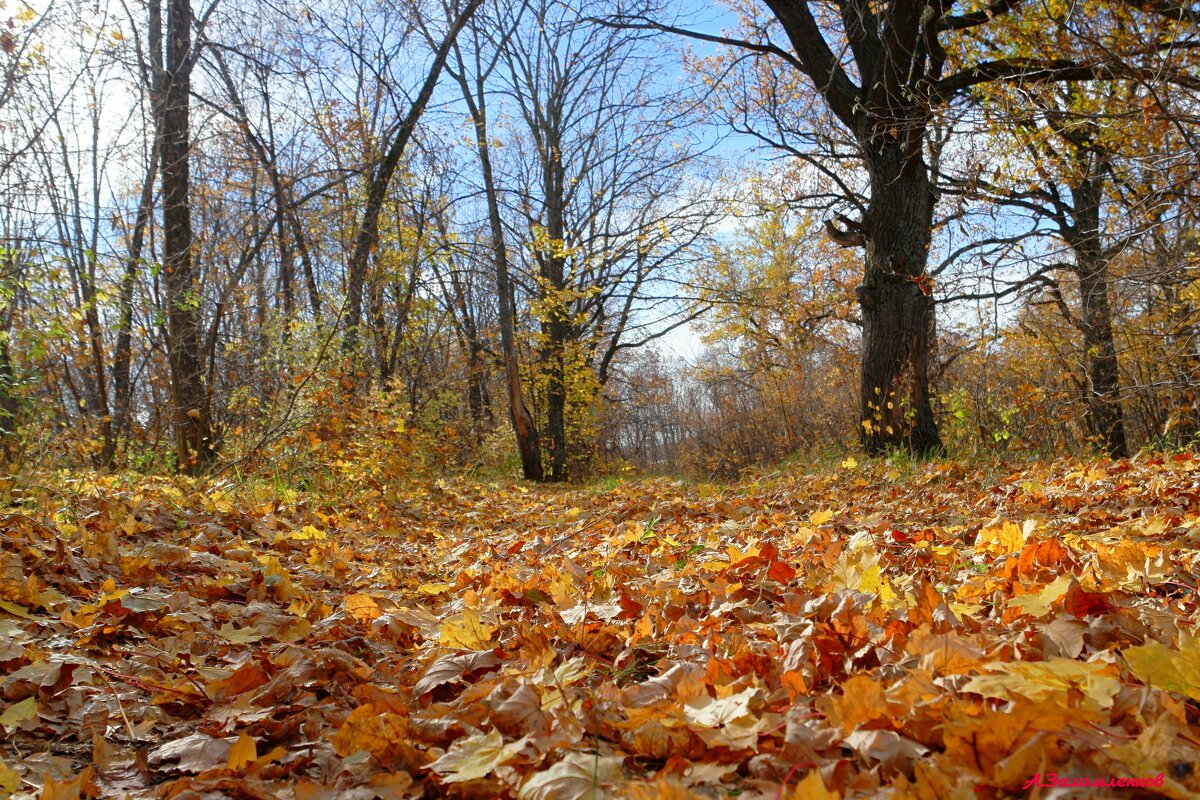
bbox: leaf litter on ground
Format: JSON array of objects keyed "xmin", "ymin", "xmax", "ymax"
[{"xmin": 1, "ymin": 454, "xmax": 1200, "ymax": 798}]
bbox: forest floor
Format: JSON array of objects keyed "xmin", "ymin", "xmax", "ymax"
[{"xmin": 1, "ymin": 454, "xmax": 1199, "ymax": 799}]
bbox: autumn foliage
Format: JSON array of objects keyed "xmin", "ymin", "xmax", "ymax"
[{"xmin": 3, "ymin": 451, "xmax": 1200, "ymax": 797}]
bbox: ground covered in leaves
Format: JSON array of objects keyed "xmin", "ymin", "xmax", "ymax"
[{"xmin": 3, "ymin": 455, "xmax": 1200, "ymax": 799}]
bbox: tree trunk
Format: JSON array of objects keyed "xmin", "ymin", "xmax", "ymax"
[
  {"xmin": 857, "ymin": 140, "xmax": 942, "ymax": 455},
  {"xmin": 500, "ymin": 291, "xmax": 542, "ymax": 480},
  {"xmin": 162, "ymin": 0, "xmax": 216, "ymax": 474},
  {"xmin": 448, "ymin": 266, "xmax": 493, "ymax": 439},
  {"xmin": 1075, "ymin": 268, "xmax": 1127, "ymax": 457},
  {"xmin": 451, "ymin": 34, "xmax": 542, "ymax": 480},
  {"xmin": 1070, "ymin": 164, "xmax": 1127, "ymax": 458},
  {"xmin": 540, "ymin": 142, "xmax": 569, "ymax": 481},
  {"xmin": 466, "ymin": 339, "xmax": 492, "ymax": 437}
]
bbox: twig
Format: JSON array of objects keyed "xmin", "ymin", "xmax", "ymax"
[{"xmin": 98, "ymin": 671, "xmax": 137, "ymax": 742}]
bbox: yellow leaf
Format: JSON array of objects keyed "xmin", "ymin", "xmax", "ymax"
[
  {"xmin": 518, "ymin": 752, "xmax": 624, "ymax": 800},
  {"xmin": 439, "ymin": 607, "xmax": 495, "ymax": 649},
  {"xmin": 417, "ymin": 582, "xmax": 454, "ymax": 595},
  {"xmin": 1124, "ymin": 637, "xmax": 1200, "ymax": 702},
  {"xmin": 1007, "ymin": 574, "xmax": 1072, "ymax": 618},
  {"xmin": 788, "ymin": 770, "xmax": 840, "ymax": 800},
  {"xmin": 40, "ymin": 767, "xmax": 94, "ymax": 800},
  {"xmin": 429, "ymin": 729, "xmax": 530, "ymax": 783},
  {"xmin": 217, "ymin": 622, "xmax": 264, "ymax": 644},
  {"xmin": 288, "ymin": 525, "xmax": 327, "ymax": 541},
  {"xmin": 329, "ymin": 704, "xmax": 408, "ymax": 762},
  {"xmin": 906, "ymin": 630, "xmax": 982, "ymax": 675},
  {"xmin": 828, "ymin": 675, "xmax": 889, "ymax": 733},
  {"xmin": 841, "ymin": 457, "xmax": 858, "ymax": 470},
  {"xmin": 810, "ymin": 509, "xmax": 833, "ymax": 526},
  {"xmin": 975, "ymin": 519, "xmax": 1026, "ymax": 555},
  {"xmin": 227, "ymin": 732, "xmax": 257, "ymax": 771},
  {"xmin": 963, "ymin": 659, "xmax": 1120, "ymax": 713},
  {"xmin": 0, "ymin": 759, "xmax": 20, "ymax": 798},
  {"xmin": 0, "ymin": 696, "xmax": 37, "ymax": 728},
  {"xmin": 345, "ymin": 593, "xmax": 382, "ymax": 622},
  {"xmin": 857, "ymin": 565, "xmax": 896, "ymax": 604},
  {"xmin": 0, "ymin": 601, "xmax": 35, "ymax": 620}
]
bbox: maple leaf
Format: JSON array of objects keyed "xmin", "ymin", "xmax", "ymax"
[
  {"xmin": 40, "ymin": 768, "xmax": 96, "ymax": 800},
  {"xmin": 0, "ymin": 696, "xmax": 37, "ymax": 729},
  {"xmin": 439, "ymin": 606, "xmax": 496, "ymax": 649},
  {"xmin": 682, "ymin": 687, "xmax": 764, "ymax": 750},
  {"xmin": 429, "ymin": 729, "xmax": 531, "ymax": 783},
  {"xmin": 227, "ymin": 732, "xmax": 257, "ymax": 771},
  {"xmin": 963, "ymin": 659, "xmax": 1121, "ymax": 713},
  {"xmin": 329, "ymin": 704, "xmax": 409, "ymax": 763},
  {"xmin": 413, "ymin": 650, "xmax": 501, "ymax": 695},
  {"xmin": 0, "ymin": 761, "xmax": 20, "ymax": 797},
  {"xmin": 345, "ymin": 593, "xmax": 383, "ymax": 622},
  {"xmin": 148, "ymin": 733, "xmax": 235, "ymax": 773},
  {"xmin": 623, "ymin": 778, "xmax": 706, "ymax": 799},
  {"xmin": 828, "ymin": 675, "xmax": 891, "ymax": 732},
  {"xmin": 889, "ymin": 760, "xmax": 977, "ymax": 800},
  {"xmin": 518, "ymin": 752, "xmax": 625, "ymax": 800},
  {"xmin": 975, "ymin": 519, "xmax": 1028, "ymax": 555},
  {"xmin": 788, "ymin": 770, "xmax": 840, "ymax": 800},
  {"xmin": 1123, "ymin": 637, "xmax": 1200, "ymax": 701},
  {"xmin": 1006, "ymin": 574, "xmax": 1072, "ymax": 618}
]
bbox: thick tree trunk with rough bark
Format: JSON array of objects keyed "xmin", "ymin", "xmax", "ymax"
[
  {"xmin": 161, "ymin": 0, "xmax": 216, "ymax": 474},
  {"xmin": 856, "ymin": 141, "xmax": 943, "ymax": 455},
  {"xmin": 1076, "ymin": 261, "xmax": 1127, "ymax": 457},
  {"xmin": 1069, "ymin": 166, "xmax": 1127, "ymax": 457}
]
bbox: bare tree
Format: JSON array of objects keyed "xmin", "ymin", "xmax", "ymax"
[{"xmin": 341, "ymin": 0, "xmax": 485, "ymax": 358}]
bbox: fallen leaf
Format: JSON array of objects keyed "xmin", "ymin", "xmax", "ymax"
[
  {"xmin": 439, "ymin": 606, "xmax": 495, "ymax": 649},
  {"xmin": 518, "ymin": 752, "xmax": 624, "ymax": 800},
  {"xmin": 227, "ymin": 732, "xmax": 257, "ymax": 771},
  {"xmin": 788, "ymin": 770, "xmax": 840, "ymax": 800},
  {"xmin": 1124, "ymin": 637, "xmax": 1200, "ymax": 701},
  {"xmin": 429, "ymin": 729, "xmax": 530, "ymax": 783},
  {"xmin": 0, "ymin": 696, "xmax": 37, "ymax": 729}
]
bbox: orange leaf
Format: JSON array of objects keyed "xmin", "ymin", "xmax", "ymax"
[{"xmin": 226, "ymin": 732, "xmax": 257, "ymax": 771}]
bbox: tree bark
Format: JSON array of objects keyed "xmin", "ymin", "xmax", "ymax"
[
  {"xmin": 109, "ymin": 148, "xmax": 156, "ymax": 466},
  {"xmin": 856, "ymin": 141, "xmax": 943, "ymax": 455},
  {"xmin": 0, "ymin": 252, "xmax": 18, "ymax": 459},
  {"xmin": 539, "ymin": 132, "xmax": 569, "ymax": 481},
  {"xmin": 161, "ymin": 0, "xmax": 215, "ymax": 473},
  {"xmin": 1069, "ymin": 160, "xmax": 1127, "ymax": 458}
]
